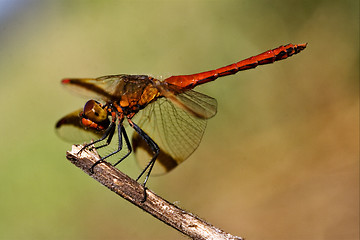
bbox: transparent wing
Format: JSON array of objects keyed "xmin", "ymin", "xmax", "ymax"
[
  {"xmin": 61, "ymin": 75, "xmax": 132, "ymax": 101},
  {"xmin": 131, "ymin": 90, "xmax": 217, "ymax": 175}
]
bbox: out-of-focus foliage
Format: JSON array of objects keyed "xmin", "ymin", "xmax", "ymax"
[{"xmin": 0, "ymin": 0, "xmax": 358, "ymax": 239}]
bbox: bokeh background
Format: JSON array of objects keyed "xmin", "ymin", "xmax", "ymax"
[{"xmin": 0, "ymin": 0, "xmax": 358, "ymax": 239}]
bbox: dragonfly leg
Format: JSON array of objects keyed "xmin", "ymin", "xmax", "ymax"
[
  {"xmin": 113, "ymin": 125, "xmax": 132, "ymax": 166},
  {"xmin": 128, "ymin": 119, "xmax": 159, "ymax": 187},
  {"xmin": 90, "ymin": 122, "xmax": 129, "ymax": 172},
  {"xmin": 79, "ymin": 121, "xmax": 116, "ymax": 154}
]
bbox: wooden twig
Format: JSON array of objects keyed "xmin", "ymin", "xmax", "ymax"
[{"xmin": 65, "ymin": 145, "xmax": 243, "ymax": 240}]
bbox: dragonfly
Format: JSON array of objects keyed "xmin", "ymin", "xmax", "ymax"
[{"xmin": 56, "ymin": 43, "xmax": 307, "ymax": 187}]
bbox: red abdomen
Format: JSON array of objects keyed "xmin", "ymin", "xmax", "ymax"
[{"xmin": 164, "ymin": 43, "xmax": 307, "ymax": 89}]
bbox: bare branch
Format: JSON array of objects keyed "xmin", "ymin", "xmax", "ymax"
[{"xmin": 65, "ymin": 145, "xmax": 243, "ymax": 240}]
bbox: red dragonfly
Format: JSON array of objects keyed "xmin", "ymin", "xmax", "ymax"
[{"xmin": 56, "ymin": 43, "xmax": 307, "ymax": 186}]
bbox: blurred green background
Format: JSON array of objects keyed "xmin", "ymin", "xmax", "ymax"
[{"xmin": 0, "ymin": 0, "xmax": 358, "ymax": 239}]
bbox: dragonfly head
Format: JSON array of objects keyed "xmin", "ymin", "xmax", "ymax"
[{"xmin": 80, "ymin": 100, "xmax": 110, "ymax": 130}]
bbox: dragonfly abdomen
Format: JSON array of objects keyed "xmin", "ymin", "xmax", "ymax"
[{"xmin": 164, "ymin": 43, "xmax": 307, "ymax": 89}]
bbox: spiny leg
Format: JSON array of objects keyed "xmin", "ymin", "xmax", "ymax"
[
  {"xmin": 79, "ymin": 121, "xmax": 116, "ymax": 153},
  {"xmin": 90, "ymin": 120, "xmax": 126, "ymax": 172},
  {"xmin": 128, "ymin": 119, "xmax": 159, "ymax": 201},
  {"xmin": 113, "ymin": 125, "xmax": 132, "ymax": 166}
]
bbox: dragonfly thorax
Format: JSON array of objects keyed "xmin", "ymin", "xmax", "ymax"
[{"xmin": 116, "ymin": 78, "xmax": 162, "ymax": 116}]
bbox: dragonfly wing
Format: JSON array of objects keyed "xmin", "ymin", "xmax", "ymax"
[
  {"xmin": 55, "ymin": 109, "xmax": 105, "ymax": 143},
  {"xmin": 131, "ymin": 90, "xmax": 217, "ymax": 175},
  {"xmin": 166, "ymin": 89, "xmax": 217, "ymax": 119},
  {"xmin": 61, "ymin": 75, "xmax": 129, "ymax": 101}
]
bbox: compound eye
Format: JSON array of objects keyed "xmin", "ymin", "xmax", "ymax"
[{"xmin": 83, "ymin": 100, "xmax": 108, "ymax": 122}]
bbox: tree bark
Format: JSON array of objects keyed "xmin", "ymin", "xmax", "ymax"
[{"xmin": 65, "ymin": 145, "xmax": 243, "ymax": 240}]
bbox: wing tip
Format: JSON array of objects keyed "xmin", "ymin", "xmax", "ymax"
[{"xmin": 61, "ymin": 78, "xmax": 72, "ymax": 84}]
